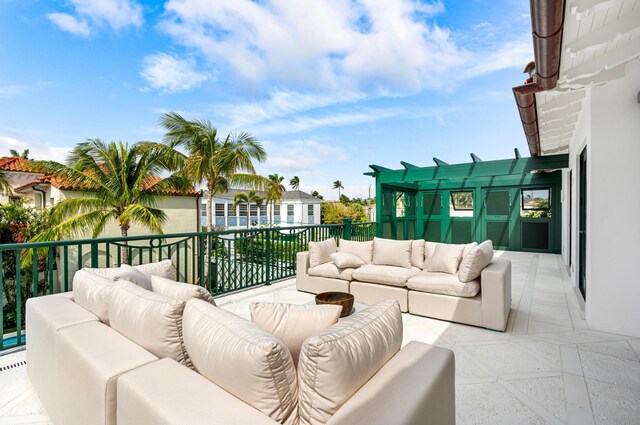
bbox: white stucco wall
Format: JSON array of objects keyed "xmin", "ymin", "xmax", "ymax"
[{"xmin": 563, "ymin": 57, "xmax": 640, "ymax": 337}]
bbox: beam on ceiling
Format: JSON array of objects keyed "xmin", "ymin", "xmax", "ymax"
[
  {"xmin": 400, "ymin": 161, "xmax": 419, "ymax": 169},
  {"xmin": 433, "ymin": 157, "xmax": 448, "ymax": 166},
  {"xmin": 470, "ymin": 153, "xmax": 482, "ymax": 163}
]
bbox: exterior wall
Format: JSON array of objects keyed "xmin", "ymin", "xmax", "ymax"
[
  {"xmin": 563, "ymin": 57, "xmax": 640, "ymax": 337},
  {"xmin": 202, "ymin": 197, "xmax": 321, "ymax": 228}
]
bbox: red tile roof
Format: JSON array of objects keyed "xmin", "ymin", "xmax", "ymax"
[{"xmin": 2, "ymin": 157, "xmax": 201, "ymax": 197}]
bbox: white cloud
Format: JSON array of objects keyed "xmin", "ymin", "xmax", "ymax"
[
  {"xmin": 0, "ymin": 136, "xmax": 71, "ymax": 161},
  {"xmin": 0, "ymin": 81, "xmax": 53, "ymax": 98},
  {"xmin": 48, "ymin": 0, "xmax": 143, "ymax": 35},
  {"xmin": 47, "ymin": 13, "xmax": 90, "ymax": 36},
  {"xmin": 141, "ymin": 53, "xmax": 210, "ymax": 93},
  {"xmin": 160, "ymin": 0, "xmax": 469, "ymax": 94},
  {"xmin": 263, "ymin": 139, "xmax": 348, "ymax": 174},
  {"xmin": 465, "ymin": 35, "xmax": 532, "ymax": 78}
]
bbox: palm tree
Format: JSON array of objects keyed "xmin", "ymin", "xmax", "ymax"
[
  {"xmin": 333, "ymin": 180, "xmax": 344, "ymax": 198},
  {"xmin": 159, "ymin": 112, "xmax": 266, "ymax": 232},
  {"xmin": 0, "ymin": 171, "xmax": 12, "ymax": 195},
  {"xmin": 289, "ymin": 175, "xmax": 299, "ymax": 190},
  {"xmin": 265, "ymin": 173, "xmax": 286, "ymax": 224},
  {"xmin": 311, "ymin": 190, "xmax": 323, "ymax": 200},
  {"xmin": 32, "ymin": 139, "xmax": 191, "ymax": 264},
  {"xmin": 233, "ymin": 190, "xmax": 263, "ymax": 229},
  {"xmin": 9, "ymin": 149, "xmax": 29, "ymax": 159}
]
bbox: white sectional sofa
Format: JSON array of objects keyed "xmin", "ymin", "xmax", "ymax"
[
  {"xmin": 26, "ymin": 261, "xmax": 456, "ymax": 425},
  {"xmin": 297, "ymin": 237, "xmax": 512, "ymax": 331}
]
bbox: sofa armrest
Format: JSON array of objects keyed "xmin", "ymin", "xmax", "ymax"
[
  {"xmin": 480, "ymin": 257, "xmax": 512, "ymax": 331},
  {"xmin": 118, "ymin": 358, "xmax": 279, "ymax": 425},
  {"xmin": 326, "ymin": 341, "xmax": 455, "ymax": 425},
  {"xmin": 296, "ymin": 251, "xmax": 311, "ymax": 277}
]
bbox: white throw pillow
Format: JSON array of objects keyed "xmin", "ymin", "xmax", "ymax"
[
  {"xmin": 183, "ymin": 300, "xmax": 299, "ymax": 425},
  {"xmin": 411, "ymin": 239, "xmax": 426, "ymax": 269},
  {"xmin": 82, "ymin": 264, "xmax": 151, "ymax": 289},
  {"xmin": 250, "ymin": 302, "xmax": 342, "ymax": 364},
  {"xmin": 330, "ymin": 252, "xmax": 365, "ymax": 268},
  {"xmin": 297, "ymin": 299, "xmax": 403, "ymax": 425},
  {"xmin": 458, "ymin": 240, "xmax": 494, "ymax": 282},
  {"xmin": 72, "ymin": 269, "xmax": 117, "ymax": 324},
  {"xmin": 108, "ymin": 282, "xmax": 190, "ymax": 366},
  {"xmin": 427, "ymin": 243, "xmax": 465, "ymax": 274},
  {"xmin": 308, "ymin": 238, "xmax": 337, "ymax": 267},
  {"xmin": 133, "ymin": 259, "xmax": 176, "ymax": 280},
  {"xmin": 338, "ymin": 240, "xmax": 374, "ymax": 264},
  {"xmin": 462, "ymin": 242, "xmax": 478, "ymax": 259},
  {"xmin": 151, "ymin": 275, "xmax": 216, "ymax": 306},
  {"xmin": 372, "ymin": 237, "xmax": 412, "ymax": 268},
  {"xmin": 422, "ymin": 241, "xmax": 439, "ymax": 268}
]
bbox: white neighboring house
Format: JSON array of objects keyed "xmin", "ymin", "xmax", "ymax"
[
  {"xmin": 516, "ymin": 1, "xmax": 640, "ymax": 338},
  {"xmin": 201, "ymin": 189, "xmax": 322, "ymax": 229},
  {"xmin": 0, "ymin": 156, "xmax": 202, "ymax": 236}
]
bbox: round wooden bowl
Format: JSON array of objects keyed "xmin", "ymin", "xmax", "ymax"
[{"xmin": 315, "ymin": 292, "xmax": 354, "ymax": 317}]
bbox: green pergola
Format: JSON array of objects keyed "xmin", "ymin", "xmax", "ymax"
[{"xmin": 366, "ymin": 153, "xmax": 568, "ymax": 253}]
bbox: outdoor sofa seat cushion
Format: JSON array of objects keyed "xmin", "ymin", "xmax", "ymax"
[
  {"xmin": 351, "ymin": 264, "xmax": 419, "ymax": 287},
  {"xmin": 407, "ymin": 271, "xmax": 480, "ymax": 298},
  {"xmin": 308, "ymin": 262, "xmax": 356, "ymax": 281}
]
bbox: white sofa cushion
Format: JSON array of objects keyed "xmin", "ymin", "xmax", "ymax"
[
  {"xmin": 249, "ymin": 302, "xmax": 341, "ymax": 364},
  {"xmin": 108, "ymin": 282, "xmax": 190, "ymax": 366},
  {"xmin": 372, "ymin": 237, "xmax": 412, "ymax": 268},
  {"xmin": 151, "ymin": 275, "xmax": 216, "ymax": 306},
  {"xmin": 183, "ymin": 299, "xmax": 299, "ymax": 425},
  {"xmin": 72, "ymin": 269, "xmax": 118, "ymax": 324},
  {"xmin": 308, "ymin": 262, "xmax": 355, "ymax": 281},
  {"xmin": 330, "ymin": 252, "xmax": 365, "ymax": 268},
  {"xmin": 458, "ymin": 240, "xmax": 494, "ymax": 283},
  {"xmin": 83, "ymin": 264, "xmax": 152, "ymax": 290},
  {"xmin": 407, "ymin": 271, "xmax": 480, "ymax": 297},
  {"xmin": 308, "ymin": 238, "xmax": 337, "ymax": 267},
  {"xmin": 462, "ymin": 242, "xmax": 478, "ymax": 259},
  {"xmin": 338, "ymin": 239, "xmax": 373, "ymax": 264},
  {"xmin": 297, "ymin": 299, "xmax": 403, "ymax": 425},
  {"xmin": 427, "ymin": 243, "xmax": 465, "ymax": 274},
  {"xmin": 133, "ymin": 259, "xmax": 177, "ymax": 280},
  {"xmin": 411, "ymin": 239, "xmax": 426, "ymax": 269},
  {"xmin": 352, "ymin": 264, "xmax": 418, "ymax": 287}
]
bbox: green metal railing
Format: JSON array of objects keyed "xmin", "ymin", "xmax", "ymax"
[{"xmin": 0, "ymin": 219, "xmax": 377, "ymax": 351}]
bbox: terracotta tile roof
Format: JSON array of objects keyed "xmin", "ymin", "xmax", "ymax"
[{"xmin": 3, "ymin": 157, "xmax": 201, "ymax": 197}]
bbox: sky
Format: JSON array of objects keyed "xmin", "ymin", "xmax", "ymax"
[{"xmin": 0, "ymin": 0, "xmax": 534, "ymax": 200}]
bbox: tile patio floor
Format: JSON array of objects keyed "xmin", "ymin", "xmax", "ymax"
[{"xmin": 1, "ymin": 251, "xmax": 639, "ymax": 424}]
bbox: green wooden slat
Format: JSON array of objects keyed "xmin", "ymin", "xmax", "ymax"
[
  {"xmin": 48, "ymin": 249, "xmax": 54, "ymax": 294},
  {"xmin": 0, "ymin": 252, "xmax": 4, "ymax": 349},
  {"xmin": 32, "ymin": 250, "xmax": 38, "ymax": 299},
  {"xmin": 16, "ymin": 250, "xmax": 22, "ymax": 345},
  {"xmin": 63, "ymin": 245, "xmax": 69, "ymax": 292}
]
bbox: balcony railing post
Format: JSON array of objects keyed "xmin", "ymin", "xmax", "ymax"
[
  {"xmin": 198, "ymin": 234, "xmax": 205, "ymax": 287},
  {"xmin": 90, "ymin": 242, "xmax": 99, "ymax": 268},
  {"xmin": 342, "ymin": 217, "xmax": 353, "ymax": 241},
  {"xmin": 265, "ymin": 229, "xmax": 271, "ymax": 285}
]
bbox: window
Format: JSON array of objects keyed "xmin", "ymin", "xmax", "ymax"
[
  {"xmin": 450, "ymin": 191, "xmax": 473, "ymax": 210},
  {"xmin": 307, "ymin": 205, "xmax": 314, "ymax": 215},
  {"xmin": 227, "ymin": 204, "xmax": 235, "ymax": 216},
  {"xmin": 215, "ymin": 204, "xmax": 225, "ymax": 217},
  {"xmin": 274, "ymin": 205, "xmax": 281, "ymax": 216},
  {"xmin": 239, "ymin": 204, "xmax": 247, "ymax": 215},
  {"xmin": 521, "ymin": 188, "xmax": 551, "ymax": 218},
  {"xmin": 260, "ymin": 205, "xmax": 267, "ymax": 216},
  {"xmin": 250, "ymin": 204, "xmax": 258, "ymax": 216},
  {"xmin": 396, "ymin": 193, "xmax": 405, "ymax": 217},
  {"xmin": 287, "ymin": 205, "xmax": 294, "ymax": 216}
]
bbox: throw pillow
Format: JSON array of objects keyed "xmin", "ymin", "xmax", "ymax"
[
  {"xmin": 458, "ymin": 240, "xmax": 494, "ymax": 282},
  {"xmin": 72, "ymin": 269, "xmax": 117, "ymax": 324},
  {"xmin": 297, "ymin": 299, "xmax": 403, "ymax": 425},
  {"xmin": 108, "ymin": 282, "xmax": 190, "ymax": 366},
  {"xmin": 133, "ymin": 259, "xmax": 176, "ymax": 280},
  {"xmin": 462, "ymin": 242, "xmax": 478, "ymax": 259},
  {"xmin": 249, "ymin": 302, "xmax": 342, "ymax": 364},
  {"xmin": 183, "ymin": 299, "xmax": 299, "ymax": 425},
  {"xmin": 427, "ymin": 243, "xmax": 465, "ymax": 274},
  {"xmin": 337, "ymin": 240, "xmax": 374, "ymax": 263},
  {"xmin": 151, "ymin": 275, "xmax": 216, "ymax": 306},
  {"xmin": 422, "ymin": 241, "xmax": 439, "ymax": 269},
  {"xmin": 308, "ymin": 238, "xmax": 337, "ymax": 267},
  {"xmin": 372, "ymin": 237, "xmax": 412, "ymax": 268},
  {"xmin": 330, "ymin": 252, "xmax": 365, "ymax": 268},
  {"xmin": 82, "ymin": 265, "xmax": 151, "ymax": 290},
  {"xmin": 411, "ymin": 239, "xmax": 426, "ymax": 269}
]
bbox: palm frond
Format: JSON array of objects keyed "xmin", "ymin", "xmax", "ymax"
[{"xmin": 119, "ymin": 204, "xmax": 166, "ymax": 234}]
